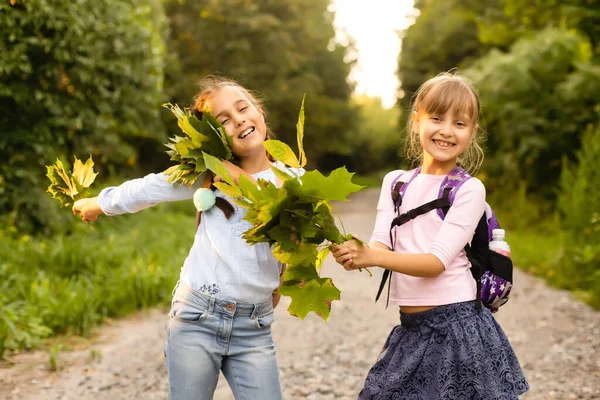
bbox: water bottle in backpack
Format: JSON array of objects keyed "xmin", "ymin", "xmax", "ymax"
[
  {"xmin": 482, "ymin": 228, "xmax": 512, "ymax": 311},
  {"xmin": 489, "ymin": 229, "xmax": 510, "ymax": 258}
]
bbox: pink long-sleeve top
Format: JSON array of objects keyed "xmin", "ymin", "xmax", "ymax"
[{"xmin": 370, "ymin": 169, "xmax": 486, "ymax": 306}]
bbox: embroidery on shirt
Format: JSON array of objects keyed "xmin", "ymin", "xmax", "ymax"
[{"xmin": 199, "ymin": 283, "xmax": 220, "ymax": 296}]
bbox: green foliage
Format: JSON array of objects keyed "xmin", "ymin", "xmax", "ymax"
[
  {"xmin": 0, "ymin": 204, "xmax": 193, "ymax": 358},
  {"xmin": 0, "ymin": 0, "xmax": 168, "ymax": 233},
  {"xmin": 163, "ymin": 104, "xmax": 233, "ymax": 186},
  {"xmin": 207, "ymin": 104, "xmax": 364, "ymax": 320},
  {"xmin": 555, "ymin": 120, "xmax": 600, "ymax": 307},
  {"xmin": 465, "ymin": 28, "xmax": 599, "ymax": 197},
  {"xmin": 48, "ymin": 344, "xmax": 63, "ymax": 371},
  {"xmin": 491, "ymin": 119, "xmax": 600, "ymax": 309},
  {"xmin": 349, "ymin": 95, "xmax": 401, "ymax": 174},
  {"xmin": 398, "ymin": 1, "xmax": 600, "ymax": 198},
  {"xmin": 397, "ymin": 0, "xmax": 489, "ymax": 115},
  {"xmin": 46, "ymin": 156, "xmax": 98, "ymax": 207},
  {"xmin": 163, "ymin": 0, "xmax": 358, "ymax": 167},
  {"xmin": 474, "ymin": 0, "xmax": 600, "ymax": 55}
]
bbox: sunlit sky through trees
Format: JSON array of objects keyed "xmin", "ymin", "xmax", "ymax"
[{"xmin": 331, "ymin": 0, "xmax": 415, "ymax": 108}]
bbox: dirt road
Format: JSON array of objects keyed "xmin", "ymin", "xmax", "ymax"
[{"xmin": 1, "ymin": 188, "xmax": 598, "ymax": 399}]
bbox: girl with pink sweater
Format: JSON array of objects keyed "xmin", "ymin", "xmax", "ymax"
[{"xmin": 332, "ymin": 72, "xmax": 529, "ymax": 399}]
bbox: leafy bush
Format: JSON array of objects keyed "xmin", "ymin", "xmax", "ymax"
[
  {"xmin": 555, "ymin": 118, "xmax": 600, "ymax": 307},
  {"xmin": 0, "ymin": 0, "xmax": 168, "ymax": 234},
  {"xmin": 465, "ymin": 28, "xmax": 600, "ymax": 198},
  {"xmin": 0, "ymin": 203, "xmax": 194, "ymax": 359}
]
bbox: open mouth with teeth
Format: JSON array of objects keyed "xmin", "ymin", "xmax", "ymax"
[
  {"xmin": 432, "ymin": 139, "xmax": 455, "ymax": 148},
  {"xmin": 239, "ymin": 127, "xmax": 255, "ymax": 139}
]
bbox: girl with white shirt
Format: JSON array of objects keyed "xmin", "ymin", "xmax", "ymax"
[
  {"xmin": 332, "ymin": 72, "xmax": 529, "ymax": 399},
  {"xmin": 73, "ymin": 76, "xmax": 292, "ymax": 400}
]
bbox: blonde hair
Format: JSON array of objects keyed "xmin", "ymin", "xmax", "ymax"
[
  {"xmin": 405, "ymin": 72, "xmax": 485, "ymax": 174},
  {"xmin": 191, "ymin": 75, "xmax": 275, "ymax": 140}
]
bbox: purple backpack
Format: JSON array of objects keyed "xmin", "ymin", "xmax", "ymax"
[{"xmin": 375, "ymin": 167, "xmax": 513, "ymax": 313}]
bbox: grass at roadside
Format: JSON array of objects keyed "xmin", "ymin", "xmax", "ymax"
[{"xmin": 0, "ymin": 201, "xmax": 195, "ymax": 358}]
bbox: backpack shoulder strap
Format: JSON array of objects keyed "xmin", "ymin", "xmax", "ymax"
[
  {"xmin": 436, "ymin": 167, "xmax": 473, "ymax": 220},
  {"xmin": 390, "ymin": 168, "xmax": 420, "ymax": 213}
]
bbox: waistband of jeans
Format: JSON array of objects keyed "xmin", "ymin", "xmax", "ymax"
[{"xmin": 172, "ymin": 280, "xmax": 273, "ymax": 318}]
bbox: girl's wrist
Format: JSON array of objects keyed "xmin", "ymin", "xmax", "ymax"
[
  {"xmin": 370, "ymin": 247, "xmax": 385, "ymax": 267},
  {"xmin": 366, "ymin": 246, "xmax": 380, "ymax": 268}
]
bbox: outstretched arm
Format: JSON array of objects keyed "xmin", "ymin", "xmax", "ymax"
[{"xmin": 73, "ymin": 173, "xmax": 201, "ymax": 222}]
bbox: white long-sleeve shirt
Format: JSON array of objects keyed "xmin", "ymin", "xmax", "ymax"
[{"xmin": 98, "ymin": 166, "xmax": 295, "ymax": 303}]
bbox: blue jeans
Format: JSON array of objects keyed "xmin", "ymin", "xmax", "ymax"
[{"xmin": 165, "ymin": 282, "xmax": 283, "ymax": 400}]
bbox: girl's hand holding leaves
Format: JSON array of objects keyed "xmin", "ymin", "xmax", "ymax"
[
  {"xmin": 331, "ymin": 238, "xmax": 370, "ymax": 271},
  {"xmin": 72, "ymin": 197, "xmax": 104, "ymax": 223}
]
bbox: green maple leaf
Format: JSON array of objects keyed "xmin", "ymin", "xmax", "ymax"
[
  {"xmin": 162, "ymin": 103, "xmax": 234, "ymax": 186},
  {"xmin": 272, "ymin": 242, "xmax": 318, "ymax": 266},
  {"xmin": 284, "ymin": 167, "xmax": 364, "ymax": 202},
  {"xmin": 238, "ymin": 174, "xmax": 262, "ymax": 203},
  {"xmin": 270, "ymin": 166, "xmax": 296, "ymax": 183},
  {"xmin": 282, "ymin": 262, "xmax": 320, "ymax": 281},
  {"xmin": 212, "ymin": 182, "xmax": 243, "ymax": 199},
  {"xmin": 202, "ymin": 152, "xmax": 235, "ymax": 185},
  {"xmin": 278, "ymin": 275, "xmax": 341, "ymax": 321},
  {"xmin": 263, "ymin": 140, "xmax": 300, "ymax": 168}
]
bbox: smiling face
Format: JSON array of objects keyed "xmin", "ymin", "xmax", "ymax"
[
  {"xmin": 414, "ymin": 108, "xmax": 477, "ymax": 172},
  {"xmin": 405, "ymin": 74, "xmax": 482, "ymax": 174},
  {"xmin": 206, "ymin": 85, "xmax": 268, "ymax": 160}
]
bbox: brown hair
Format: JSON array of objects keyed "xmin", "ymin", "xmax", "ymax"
[
  {"xmin": 190, "ymin": 75, "xmax": 275, "ymax": 141},
  {"xmin": 191, "ymin": 75, "xmax": 275, "ymax": 226},
  {"xmin": 405, "ymin": 71, "xmax": 485, "ymax": 174}
]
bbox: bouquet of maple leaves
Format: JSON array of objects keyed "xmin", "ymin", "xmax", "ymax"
[
  {"xmin": 201, "ymin": 98, "xmax": 365, "ymax": 320},
  {"xmin": 162, "ymin": 103, "xmax": 234, "ymax": 188},
  {"xmin": 46, "ymin": 99, "xmax": 365, "ymax": 321}
]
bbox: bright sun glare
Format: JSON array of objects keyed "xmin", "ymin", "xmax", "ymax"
[{"xmin": 330, "ymin": 0, "xmax": 415, "ymax": 109}]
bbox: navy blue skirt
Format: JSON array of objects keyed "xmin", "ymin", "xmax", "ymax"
[{"xmin": 359, "ymin": 301, "xmax": 529, "ymax": 400}]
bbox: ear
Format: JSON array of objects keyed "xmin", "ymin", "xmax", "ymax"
[{"xmin": 412, "ymin": 111, "xmax": 420, "ymax": 129}]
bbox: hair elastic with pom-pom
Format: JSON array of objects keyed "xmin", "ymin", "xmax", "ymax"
[{"xmin": 193, "ymin": 188, "xmax": 217, "ymax": 212}]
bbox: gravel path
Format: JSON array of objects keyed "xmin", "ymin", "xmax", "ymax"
[{"xmin": 1, "ymin": 188, "xmax": 598, "ymax": 399}]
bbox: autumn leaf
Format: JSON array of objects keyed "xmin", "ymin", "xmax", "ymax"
[
  {"xmin": 162, "ymin": 103, "xmax": 234, "ymax": 186},
  {"xmin": 296, "ymin": 95, "xmax": 307, "ymax": 168},
  {"xmin": 46, "ymin": 156, "xmax": 98, "ymax": 207},
  {"xmin": 263, "ymin": 140, "xmax": 300, "ymax": 168},
  {"xmin": 72, "ymin": 156, "xmax": 98, "ymax": 188}
]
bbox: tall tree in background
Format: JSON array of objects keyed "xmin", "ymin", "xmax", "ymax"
[
  {"xmin": 0, "ymin": 0, "xmax": 168, "ymax": 232},
  {"xmin": 464, "ymin": 28, "xmax": 600, "ymax": 196},
  {"xmin": 395, "ymin": 0, "xmax": 600, "ymax": 198},
  {"xmin": 164, "ymin": 0, "xmax": 358, "ymax": 168},
  {"xmin": 396, "ymin": 0, "xmax": 489, "ymax": 118}
]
